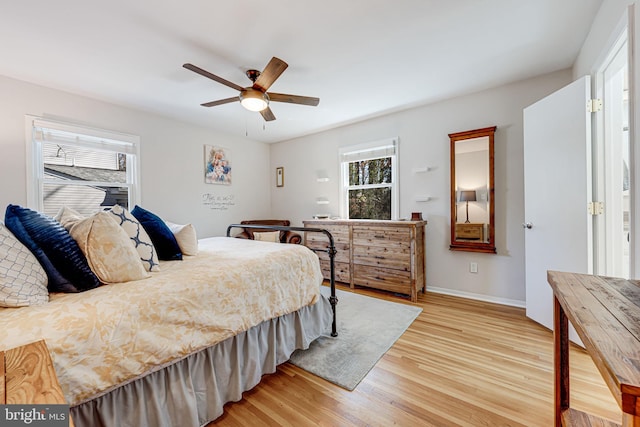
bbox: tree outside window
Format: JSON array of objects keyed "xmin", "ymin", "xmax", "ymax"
[
  {"xmin": 340, "ymin": 138, "xmax": 398, "ymax": 220},
  {"xmin": 347, "ymin": 157, "xmax": 392, "ymax": 220}
]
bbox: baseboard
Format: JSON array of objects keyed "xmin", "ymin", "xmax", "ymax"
[{"xmin": 426, "ymin": 286, "xmax": 526, "ymax": 308}]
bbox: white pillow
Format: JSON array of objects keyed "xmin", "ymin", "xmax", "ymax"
[
  {"xmin": 165, "ymin": 221, "xmax": 198, "ymax": 256},
  {"xmin": 60, "ymin": 211, "xmax": 150, "ymax": 284},
  {"xmin": 253, "ymin": 231, "xmax": 280, "ymax": 243},
  {"xmin": 0, "ymin": 223, "xmax": 49, "ymax": 307},
  {"xmin": 107, "ymin": 205, "xmax": 160, "ymax": 272}
]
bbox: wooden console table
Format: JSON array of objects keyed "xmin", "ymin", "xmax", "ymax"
[{"xmin": 547, "ymin": 271, "xmax": 640, "ymax": 426}]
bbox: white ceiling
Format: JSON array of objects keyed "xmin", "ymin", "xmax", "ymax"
[{"xmin": 1, "ymin": 0, "xmax": 602, "ymax": 143}]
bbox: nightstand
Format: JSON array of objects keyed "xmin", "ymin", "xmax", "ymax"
[{"xmin": 455, "ymin": 223, "xmax": 484, "ymax": 240}]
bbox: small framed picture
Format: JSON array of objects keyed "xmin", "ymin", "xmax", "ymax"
[{"xmin": 276, "ymin": 167, "xmax": 284, "ymax": 187}]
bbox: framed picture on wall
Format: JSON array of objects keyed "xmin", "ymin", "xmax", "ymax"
[
  {"xmin": 204, "ymin": 145, "xmax": 231, "ymax": 185},
  {"xmin": 276, "ymin": 167, "xmax": 284, "ymax": 187}
]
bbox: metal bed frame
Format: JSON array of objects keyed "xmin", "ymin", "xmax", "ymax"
[{"xmin": 226, "ymin": 224, "xmax": 338, "ymax": 337}]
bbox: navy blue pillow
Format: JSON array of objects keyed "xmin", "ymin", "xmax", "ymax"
[
  {"xmin": 131, "ymin": 206, "xmax": 182, "ymax": 261},
  {"xmin": 4, "ymin": 205, "xmax": 101, "ymax": 293}
]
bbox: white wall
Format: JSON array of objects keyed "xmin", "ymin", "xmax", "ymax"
[
  {"xmin": 270, "ymin": 70, "xmax": 572, "ymax": 305},
  {"xmin": 573, "ymin": 0, "xmax": 633, "ymax": 78},
  {"xmin": 0, "ymin": 75, "xmax": 271, "ymax": 238}
]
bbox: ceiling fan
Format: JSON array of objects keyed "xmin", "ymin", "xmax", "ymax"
[{"xmin": 183, "ymin": 57, "xmax": 319, "ymax": 122}]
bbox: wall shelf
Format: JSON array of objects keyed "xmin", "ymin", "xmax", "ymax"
[
  {"xmin": 415, "ymin": 196, "xmax": 432, "ymax": 202},
  {"xmin": 412, "ymin": 166, "xmax": 432, "ymax": 174}
]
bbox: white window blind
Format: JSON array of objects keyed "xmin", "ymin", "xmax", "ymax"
[
  {"xmin": 32, "ymin": 119, "xmax": 138, "ymax": 154},
  {"xmin": 26, "ymin": 116, "xmax": 141, "ymax": 215},
  {"xmin": 339, "ymin": 138, "xmax": 398, "ymax": 163}
]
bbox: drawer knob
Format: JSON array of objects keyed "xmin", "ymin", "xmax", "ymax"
[{"xmin": 374, "ymin": 235, "xmax": 385, "ymax": 239}]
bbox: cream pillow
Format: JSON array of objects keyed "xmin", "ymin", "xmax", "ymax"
[
  {"xmin": 165, "ymin": 221, "xmax": 198, "ymax": 256},
  {"xmin": 54, "ymin": 205, "xmax": 84, "ymax": 225},
  {"xmin": 61, "ymin": 211, "xmax": 150, "ymax": 284},
  {"xmin": 253, "ymin": 231, "xmax": 280, "ymax": 243},
  {"xmin": 0, "ymin": 223, "xmax": 48, "ymax": 307}
]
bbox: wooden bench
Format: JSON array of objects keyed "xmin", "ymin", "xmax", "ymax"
[{"xmin": 1, "ymin": 339, "xmax": 74, "ymax": 426}]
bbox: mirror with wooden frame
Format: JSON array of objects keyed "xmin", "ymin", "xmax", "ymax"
[{"xmin": 449, "ymin": 126, "xmax": 496, "ymax": 253}]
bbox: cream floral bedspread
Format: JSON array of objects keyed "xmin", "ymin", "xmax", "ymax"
[{"xmin": 0, "ymin": 237, "xmax": 323, "ymax": 405}]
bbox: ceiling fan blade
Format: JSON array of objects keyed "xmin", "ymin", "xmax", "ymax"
[
  {"xmin": 253, "ymin": 57, "xmax": 288, "ymax": 92},
  {"xmin": 183, "ymin": 63, "xmax": 244, "ymax": 92},
  {"xmin": 200, "ymin": 97, "xmax": 238, "ymax": 107},
  {"xmin": 260, "ymin": 106, "xmax": 276, "ymax": 121},
  {"xmin": 268, "ymin": 92, "xmax": 320, "ymax": 107}
]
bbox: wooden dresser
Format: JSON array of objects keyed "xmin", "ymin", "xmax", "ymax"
[
  {"xmin": 547, "ymin": 271, "xmax": 640, "ymax": 426},
  {"xmin": 303, "ymin": 219, "xmax": 426, "ymax": 302}
]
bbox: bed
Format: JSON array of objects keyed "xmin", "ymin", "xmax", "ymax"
[{"xmin": 0, "ymin": 229, "xmax": 338, "ymax": 427}]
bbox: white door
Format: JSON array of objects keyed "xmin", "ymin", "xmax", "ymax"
[
  {"xmin": 598, "ymin": 35, "xmax": 630, "ymax": 278},
  {"xmin": 523, "ymin": 76, "xmax": 593, "ymax": 334}
]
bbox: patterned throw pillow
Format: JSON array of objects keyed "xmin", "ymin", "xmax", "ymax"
[
  {"xmin": 165, "ymin": 221, "xmax": 198, "ymax": 256},
  {"xmin": 4, "ymin": 204, "xmax": 100, "ymax": 293},
  {"xmin": 108, "ymin": 205, "xmax": 160, "ymax": 271},
  {"xmin": 0, "ymin": 223, "xmax": 48, "ymax": 307},
  {"xmin": 131, "ymin": 206, "xmax": 182, "ymax": 261}
]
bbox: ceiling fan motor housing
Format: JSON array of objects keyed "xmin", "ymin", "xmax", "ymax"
[{"xmin": 246, "ymin": 69, "xmax": 261, "ymax": 83}]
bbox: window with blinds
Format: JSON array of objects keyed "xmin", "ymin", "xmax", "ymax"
[
  {"xmin": 26, "ymin": 116, "xmax": 141, "ymax": 217},
  {"xmin": 339, "ymin": 138, "xmax": 399, "ymax": 220}
]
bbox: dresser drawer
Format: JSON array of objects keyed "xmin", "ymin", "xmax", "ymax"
[
  {"xmin": 305, "ymin": 224, "xmax": 349, "ymax": 243},
  {"xmin": 352, "ymin": 244, "xmax": 410, "ymax": 270},
  {"xmin": 353, "ymin": 264, "xmax": 412, "ymax": 295},
  {"xmin": 310, "ymin": 242, "xmax": 350, "ymax": 264},
  {"xmin": 304, "ymin": 224, "xmax": 350, "ymax": 263},
  {"xmin": 352, "ymin": 226, "xmax": 410, "ymax": 248},
  {"xmin": 319, "ymin": 260, "xmax": 350, "ymax": 283}
]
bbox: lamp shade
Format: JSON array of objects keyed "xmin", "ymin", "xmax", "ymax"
[
  {"xmin": 459, "ymin": 190, "xmax": 477, "ymax": 202},
  {"xmin": 239, "ymin": 89, "xmax": 269, "ymax": 112}
]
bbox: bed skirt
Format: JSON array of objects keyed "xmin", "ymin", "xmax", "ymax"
[{"xmin": 70, "ymin": 294, "xmax": 332, "ymax": 427}]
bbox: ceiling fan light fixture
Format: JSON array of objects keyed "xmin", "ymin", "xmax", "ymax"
[{"xmin": 239, "ymin": 89, "xmax": 269, "ymax": 112}]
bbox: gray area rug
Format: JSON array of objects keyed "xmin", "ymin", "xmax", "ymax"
[{"xmin": 288, "ymin": 287, "xmax": 422, "ymax": 391}]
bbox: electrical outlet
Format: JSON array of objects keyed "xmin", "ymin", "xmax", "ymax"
[{"xmin": 470, "ymin": 262, "xmax": 478, "ymax": 273}]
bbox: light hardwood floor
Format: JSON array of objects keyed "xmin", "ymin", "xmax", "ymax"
[{"xmin": 209, "ymin": 284, "xmax": 620, "ymax": 426}]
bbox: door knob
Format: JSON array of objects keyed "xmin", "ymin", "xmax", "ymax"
[{"xmin": 522, "ymin": 222, "xmax": 533, "ymax": 229}]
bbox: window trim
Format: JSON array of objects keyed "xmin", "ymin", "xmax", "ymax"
[
  {"xmin": 339, "ymin": 137, "xmax": 399, "ymax": 220},
  {"xmin": 25, "ymin": 115, "xmax": 141, "ymax": 212}
]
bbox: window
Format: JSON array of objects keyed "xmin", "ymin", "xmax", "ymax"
[
  {"xmin": 339, "ymin": 138, "xmax": 398, "ymax": 220},
  {"xmin": 26, "ymin": 116, "xmax": 140, "ymax": 217}
]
